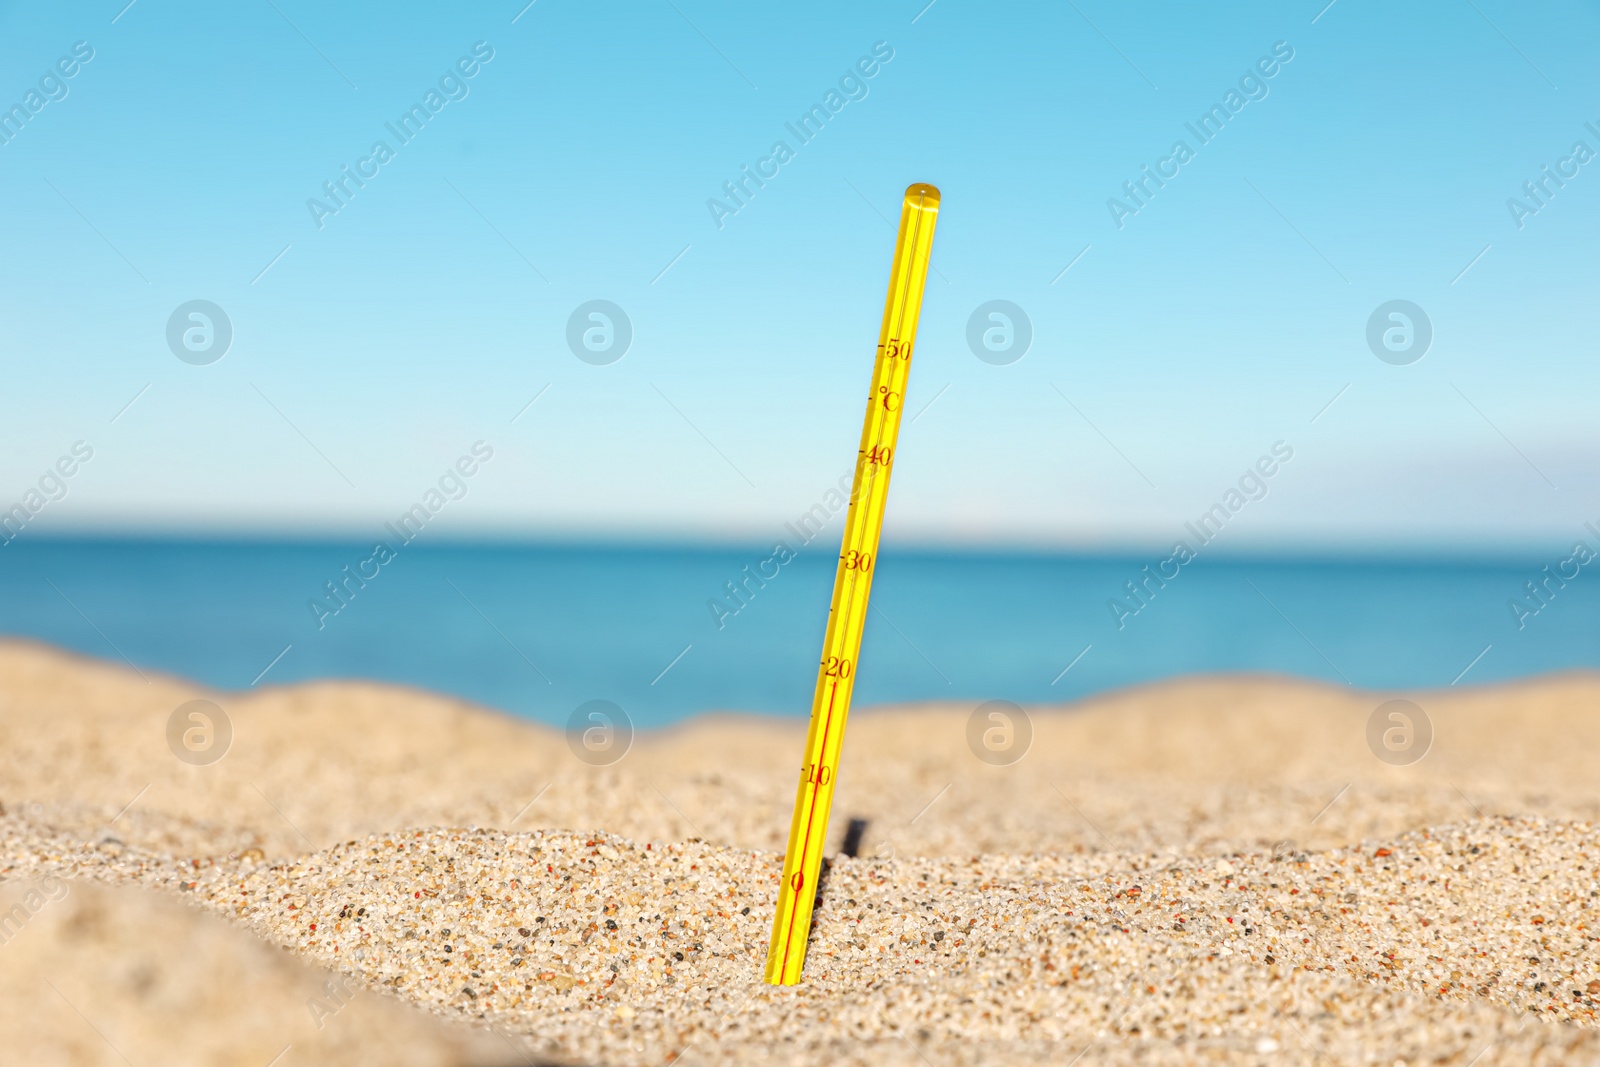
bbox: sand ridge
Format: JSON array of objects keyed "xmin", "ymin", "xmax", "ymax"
[{"xmin": 5, "ymin": 640, "xmax": 1600, "ymax": 1063}]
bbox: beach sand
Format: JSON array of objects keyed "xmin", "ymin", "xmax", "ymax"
[{"xmin": 5, "ymin": 638, "xmax": 1600, "ymax": 1064}]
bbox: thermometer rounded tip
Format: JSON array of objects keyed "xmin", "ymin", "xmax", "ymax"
[{"xmin": 904, "ymin": 183, "xmax": 940, "ymax": 209}]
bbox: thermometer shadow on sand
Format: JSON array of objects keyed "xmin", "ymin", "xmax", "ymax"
[{"xmin": 765, "ymin": 182, "xmax": 941, "ymax": 986}]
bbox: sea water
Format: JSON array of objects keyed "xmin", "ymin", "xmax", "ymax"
[{"xmin": 1, "ymin": 538, "xmax": 1594, "ymax": 728}]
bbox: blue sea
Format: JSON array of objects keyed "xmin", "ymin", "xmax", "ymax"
[{"xmin": 0, "ymin": 538, "xmax": 1594, "ymax": 728}]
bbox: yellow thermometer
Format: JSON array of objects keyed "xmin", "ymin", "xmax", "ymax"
[{"xmin": 766, "ymin": 182, "xmax": 940, "ymax": 985}]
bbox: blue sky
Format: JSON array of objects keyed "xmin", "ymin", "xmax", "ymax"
[{"xmin": 2, "ymin": 0, "xmax": 1598, "ymax": 551}]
